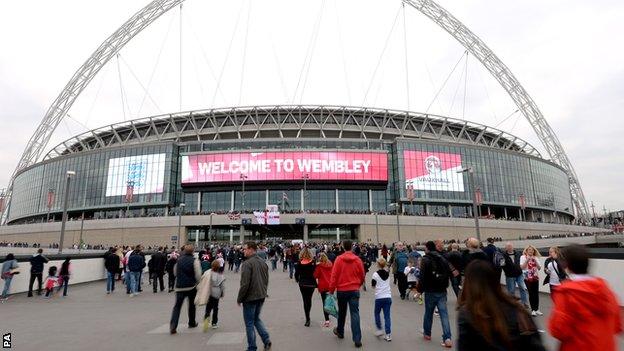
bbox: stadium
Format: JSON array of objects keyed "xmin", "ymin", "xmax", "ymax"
[
  {"xmin": 1, "ymin": 104, "xmax": 590, "ymax": 246},
  {"xmin": 0, "ymin": 0, "xmax": 606, "ymax": 247}
]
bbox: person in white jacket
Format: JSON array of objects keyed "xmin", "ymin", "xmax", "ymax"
[{"xmin": 371, "ymin": 258, "xmax": 392, "ymax": 342}]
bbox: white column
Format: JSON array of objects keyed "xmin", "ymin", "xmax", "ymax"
[
  {"xmin": 336, "ymin": 227, "xmax": 340, "ymax": 242},
  {"xmin": 369, "ymin": 189, "xmax": 373, "ymax": 212},
  {"xmin": 301, "ymin": 189, "xmax": 305, "ymax": 212},
  {"xmin": 230, "ymin": 190, "xmax": 235, "ymax": 211},
  {"xmin": 266, "ymin": 190, "xmax": 269, "ymax": 208},
  {"xmin": 197, "ymin": 192, "xmax": 201, "ymax": 213},
  {"xmin": 335, "ymin": 189, "xmax": 339, "ymax": 212}
]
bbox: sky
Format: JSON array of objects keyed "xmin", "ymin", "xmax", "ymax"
[{"xmin": 0, "ymin": 0, "xmax": 622, "ymax": 214}]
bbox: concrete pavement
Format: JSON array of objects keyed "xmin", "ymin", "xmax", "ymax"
[{"xmin": 1, "ymin": 264, "xmax": 622, "ymax": 350}]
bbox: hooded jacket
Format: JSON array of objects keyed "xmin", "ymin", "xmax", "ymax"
[
  {"xmin": 314, "ymin": 261, "xmax": 333, "ymax": 293},
  {"xmin": 548, "ymin": 276, "xmax": 622, "ymax": 351},
  {"xmin": 329, "ymin": 251, "xmax": 365, "ymax": 293}
]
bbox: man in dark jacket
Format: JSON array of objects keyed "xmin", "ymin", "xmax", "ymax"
[
  {"xmin": 444, "ymin": 243, "xmax": 463, "ymax": 298},
  {"xmin": 28, "ymin": 248, "xmax": 49, "ymax": 297},
  {"xmin": 483, "ymin": 237, "xmax": 503, "ymax": 279},
  {"xmin": 420, "ymin": 241, "xmax": 452, "ymax": 348},
  {"xmin": 237, "ymin": 242, "xmax": 271, "ymax": 351},
  {"xmin": 461, "ymin": 237, "xmax": 488, "ymax": 269},
  {"xmin": 503, "ymin": 242, "xmax": 529, "ymax": 307},
  {"xmin": 170, "ymin": 244, "xmax": 201, "ymax": 334},
  {"xmin": 127, "ymin": 248, "xmax": 145, "ymax": 296},
  {"xmin": 389, "ymin": 242, "xmax": 409, "ymax": 300},
  {"xmin": 105, "ymin": 247, "xmax": 120, "ymax": 294},
  {"xmin": 149, "ymin": 247, "xmax": 167, "ymax": 293}
]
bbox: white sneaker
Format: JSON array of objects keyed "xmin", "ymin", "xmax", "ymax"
[
  {"xmin": 384, "ymin": 334, "xmax": 392, "ymax": 342},
  {"xmin": 211, "ymin": 324, "xmax": 218, "ymax": 329},
  {"xmin": 374, "ymin": 329, "xmax": 384, "ymax": 337},
  {"xmin": 535, "ymin": 310, "xmax": 543, "ymax": 316},
  {"xmin": 531, "ymin": 310, "xmax": 537, "ymax": 317}
]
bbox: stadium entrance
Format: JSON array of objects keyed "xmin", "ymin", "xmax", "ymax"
[{"xmin": 186, "ymin": 224, "xmax": 358, "ymax": 242}]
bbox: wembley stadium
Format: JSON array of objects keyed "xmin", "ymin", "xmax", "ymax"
[{"xmin": 1, "ymin": 104, "xmax": 586, "ymax": 246}]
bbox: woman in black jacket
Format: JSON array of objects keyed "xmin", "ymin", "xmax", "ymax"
[
  {"xmin": 294, "ymin": 248, "xmax": 317, "ymax": 327},
  {"xmin": 457, "ymin": 260, "xmax": 545, "ymax": 351}
]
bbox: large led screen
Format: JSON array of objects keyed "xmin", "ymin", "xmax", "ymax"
[
  {"xmin": 105, "ymin": 153, "xmax": 166, "ymax": 196},
  {"xmin": 181, "ymin": 151, "xmax": 388, "ymax": 184},
  {"xmin": 403, "ymin": 150, "xmax": 464, "ymax": 192}
]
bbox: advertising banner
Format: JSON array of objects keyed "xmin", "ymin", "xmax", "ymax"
[
  {"xmin": 105, "ymin": 153, "xmax": 166, "ymax": 197},
  {"xmin": 403, "ymin": 150, "xmax": 464, "ymax": 192},
  {"xmin": 181, "ymin": 151, "xmax": 387, "ymax": 184}
]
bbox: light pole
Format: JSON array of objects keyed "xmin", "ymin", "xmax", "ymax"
[
  {"xmin": 374, "ymin": 211, "xmax": 380, "ymax": 244},
  {"xmin": 457, "ymin": 167, "xmax": 481, "ymax": 242},
  {"xmin": 590, "ymin": 201, "xmax": 597, "ymax": 226},
  {"xmin": 302, "ymin": 173, "xmax": 309, "ymax": 213},
  {"xmin": 208, "ymin": 212, "xmax": 216, "ymax": 242},
  {"xmin": 389, "ymin": 203, "xmax": 401, "ymax": 242},
  {"xmin": 59, "ymin": 170, "xmax": 76, "ymax": 254},
  {"xmin": 240, "ymin": 174, "xmax": 247, "ymax": 213},
  {"xmin": 178, "ymin": 203, "xmax": 185, "ymax": 245}
]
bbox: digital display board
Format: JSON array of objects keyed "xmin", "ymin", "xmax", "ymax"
[
  {"xmin": 403, "ymin": 150, "xmax": 464, "ymax": 192},
  {"xmin": 180, "ymin": 151, "xmax": 388, "ymax": 184},
  {"xmin": 105, "ymin": 153, "xmax": 166, "ymax": 196}
]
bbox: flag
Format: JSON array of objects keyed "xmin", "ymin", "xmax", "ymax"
[
  {"xmin": 125, "ymin": 182, "xmax": 134, "ymax": 203},
  {"xmin": 228, "ymin": 211, "xmax": 241, "ymax": 220}
]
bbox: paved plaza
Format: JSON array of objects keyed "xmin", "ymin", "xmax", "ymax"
[{"xmin": 2, "ymin": 266, "xmax": 622, "ymax": 350}]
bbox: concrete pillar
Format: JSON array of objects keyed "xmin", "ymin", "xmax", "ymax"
[
  {"xmin": 504, "ymin": 207, "xmax": 508, "ymax": 219},
  {"xmin": 303, "ymin": 224, "xmax": 309, "ymax": 243},
  {"xmin": 369, "ymin": 189, "xmax": 373, "ymax": 212},
  {"xmin": 335, "ymin": 189, "xmax": 339, "ymax": 212},
  {"xmin": 229, "ymin": 229, "xmax": 234, "ymax": 243},
  {"xmin": 336, "ymin": 227, "xmax": 340, "ymax": 242}
]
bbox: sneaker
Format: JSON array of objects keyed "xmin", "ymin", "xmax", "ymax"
[
  {"xmin": 531, "ymin": 310, "xmax": 537, "ymax": 317},
  {"xmin": 384, "ymin": 334, "xmax": 392, "ymax": 342},
  {"xmin": 106, "ymin": 291, "xmax": 110, "ymax": 294},
  {"xmin": 188, "ymin": 322, "xmax": 198, "ymax": 329},
  {"xmin": 333, "ymin": 327, "xmax": 344, "ymax": 339},
  {"xmin": 170, "ymin": 329, "xmax": 177, "ymax": 335},
  {"xmin": 203, "ymin": 318, "xmax": 210, "ymax": 332},
  {"xmin": 354, "ymin": 341, "xmax": 362, "ymax": 348},
  {"xmin": 442, "ymin": 339, "xmax": 452, "ymax": 348},
  {"xmin": 535, "ymin": 310, "xmax": 543, "ymax": 316},
  {"xmin": 211, "ymin": 324, "xmax": 218, "ymax": 329},
  {"xmin": 417, "ymin": 296, "xmax": 424, "ymax": 305},
  {"xmin": 424, "ymin": 335, "xmax": 432, "ymax": 341},
  {"xmin": 264, "ymin": 342, "xmax": 272, "ymax": 350},
  {"xmin": 374, "ymin": 329, "xmax": 384, "ymax": 337},
  {"xmin": 323, "ymin": 320, "xmax": 331, "ymax": 328}
]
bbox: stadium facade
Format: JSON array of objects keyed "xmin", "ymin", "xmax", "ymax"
[{"xmin": 3, "ymin": 105, "xmax": 580, "ymax": 244}]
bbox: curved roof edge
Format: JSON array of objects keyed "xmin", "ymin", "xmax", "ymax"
[{"xmin": 45, "ymin": 105, "xmax": 541, "ymax": 159}]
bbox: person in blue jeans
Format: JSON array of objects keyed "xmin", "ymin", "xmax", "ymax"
[
  {"xmin": 237, "ymin": 242, "xmax": 271, "ymax": 351},
  {"xmin": 127, "ymin": 249, "xmax": 145, "ymax": 296},
  {"xmin": 502, "ymin": 243, "xmax": 529, "ymax": 307},
  {"xmin": 420, "ymin": 241, "xmax": 452, "ymax": 348},
  {"xmin": 371, "ymin": 258, "xmax": 392, "ymax": 341},
  {"xmin": 329, "ymin": 240, "xmax": 365, "ymax": 348},
  {"xmin": 1, "ymin": 253, "xmax": 19, "ymax": 301},
  {"xmin": 104, "ymin": 247, "xmax": 120, "ymax": 294}
]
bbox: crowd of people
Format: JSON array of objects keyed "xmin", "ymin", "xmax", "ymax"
[{"xmin": 1, "ymin": 237, "xmax": 622, "ymax": 350}]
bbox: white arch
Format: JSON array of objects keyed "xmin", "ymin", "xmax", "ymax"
[{"xmin": 4, "ymin": 0, "xmax": 589, "ymax": 221}]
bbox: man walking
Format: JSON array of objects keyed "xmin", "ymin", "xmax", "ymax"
[
  {"xmin": 549, "ymin": 244, "xmax": 622, "ymax": 351},
  {"xmin": 389, "ymin": 242, "xmax": 409, "ymax": 300},
  {"xmin": 170, "ymin": 244, "xmax": 201, "ymax": 334},
  {"xmin": 28, "ymin": 248, "xmax": 48, "ymax": 297},
  {"xmin": 127, "ymin": 247, "xmax": 145, "ymax": 296},
  {"xmin": 150, "ymin": 247, "xmax": 167, "ymax": 293},
  {"xmin": 105, "ymin": 247, "xmax": 120, "ymax": 294},
  {"xmin": 329, "ymin": 240, "xmax": 365, "ymax": 348},
  {"xmin": 237, "ymin": 242, "xmax": 271, "ymax": 351},
  {"xmin": 420, "ymin": 241, "xmax": 452, "ymax": 348},
  {"xmin": 502, "ymin": 242, "xmax": 529, "ymax": 307}
]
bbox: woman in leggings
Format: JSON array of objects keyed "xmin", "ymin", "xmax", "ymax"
[
  {"xmin": 294, "ymin": 248, "xmax": 317, "ymax": 327},
  {"xmin": 314, "ymin": 253, "xmax": 333, "ymax": 327}
]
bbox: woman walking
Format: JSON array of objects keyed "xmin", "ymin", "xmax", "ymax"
[
  {"xmin": 457, "ymin": 260, "xmax": 545, "ymax": 350},
  {"xmin": 294, "ymin": 247, "xmax": 317, "ymax": 327},
  {"xmin": 1, "ymin": 253, "xmax": 19, "ymax": 302},
  {"xmin": 521, "ymin": 245, "xmax": 542, "ymax": 316},
  {"xmin": 313, "ymin": 252, "xmax": 333, "ymax": 327},
  {"xmin": 58, "ymin": 257, "xmax": 71, "ymax": 297},
  {"xmin": 544, "ymin": 246, "xmax": 566, "ymax": 297}
]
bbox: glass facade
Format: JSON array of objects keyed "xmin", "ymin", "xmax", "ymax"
[{"xmin": 8, "ymin": 137, "xmax": 574, "ymax": 223}]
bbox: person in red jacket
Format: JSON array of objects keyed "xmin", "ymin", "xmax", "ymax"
[
  {"xmin": 549, "ymin": 244, "xmax": 622, "ymax": 351},
  {"xmin": 314, "ymin": 252, "xmax": 333, "ymax": 328},
  {"xmin": 329, "ymin": 240, "xmax": 365, "ymax": 348}
]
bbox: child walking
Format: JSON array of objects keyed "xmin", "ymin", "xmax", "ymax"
[
  {"xmin": 371, "ymin": 258, "xmax": 392, "ymax": 342},
  {"xmin": 44, "ymin": 266, "xmax": 59, "ymax": 298},
  {"xmin": 404, "ymin": 258, "xmax": 422, "ymax": 304}
]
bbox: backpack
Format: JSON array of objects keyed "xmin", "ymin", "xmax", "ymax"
[
  {"xmin": 428, "ymin": 254, "xmax": 450, "ymax": 288},
  {"xmin": 493, "ymin": 249, "xmax": 506, "ymax": 268}
]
